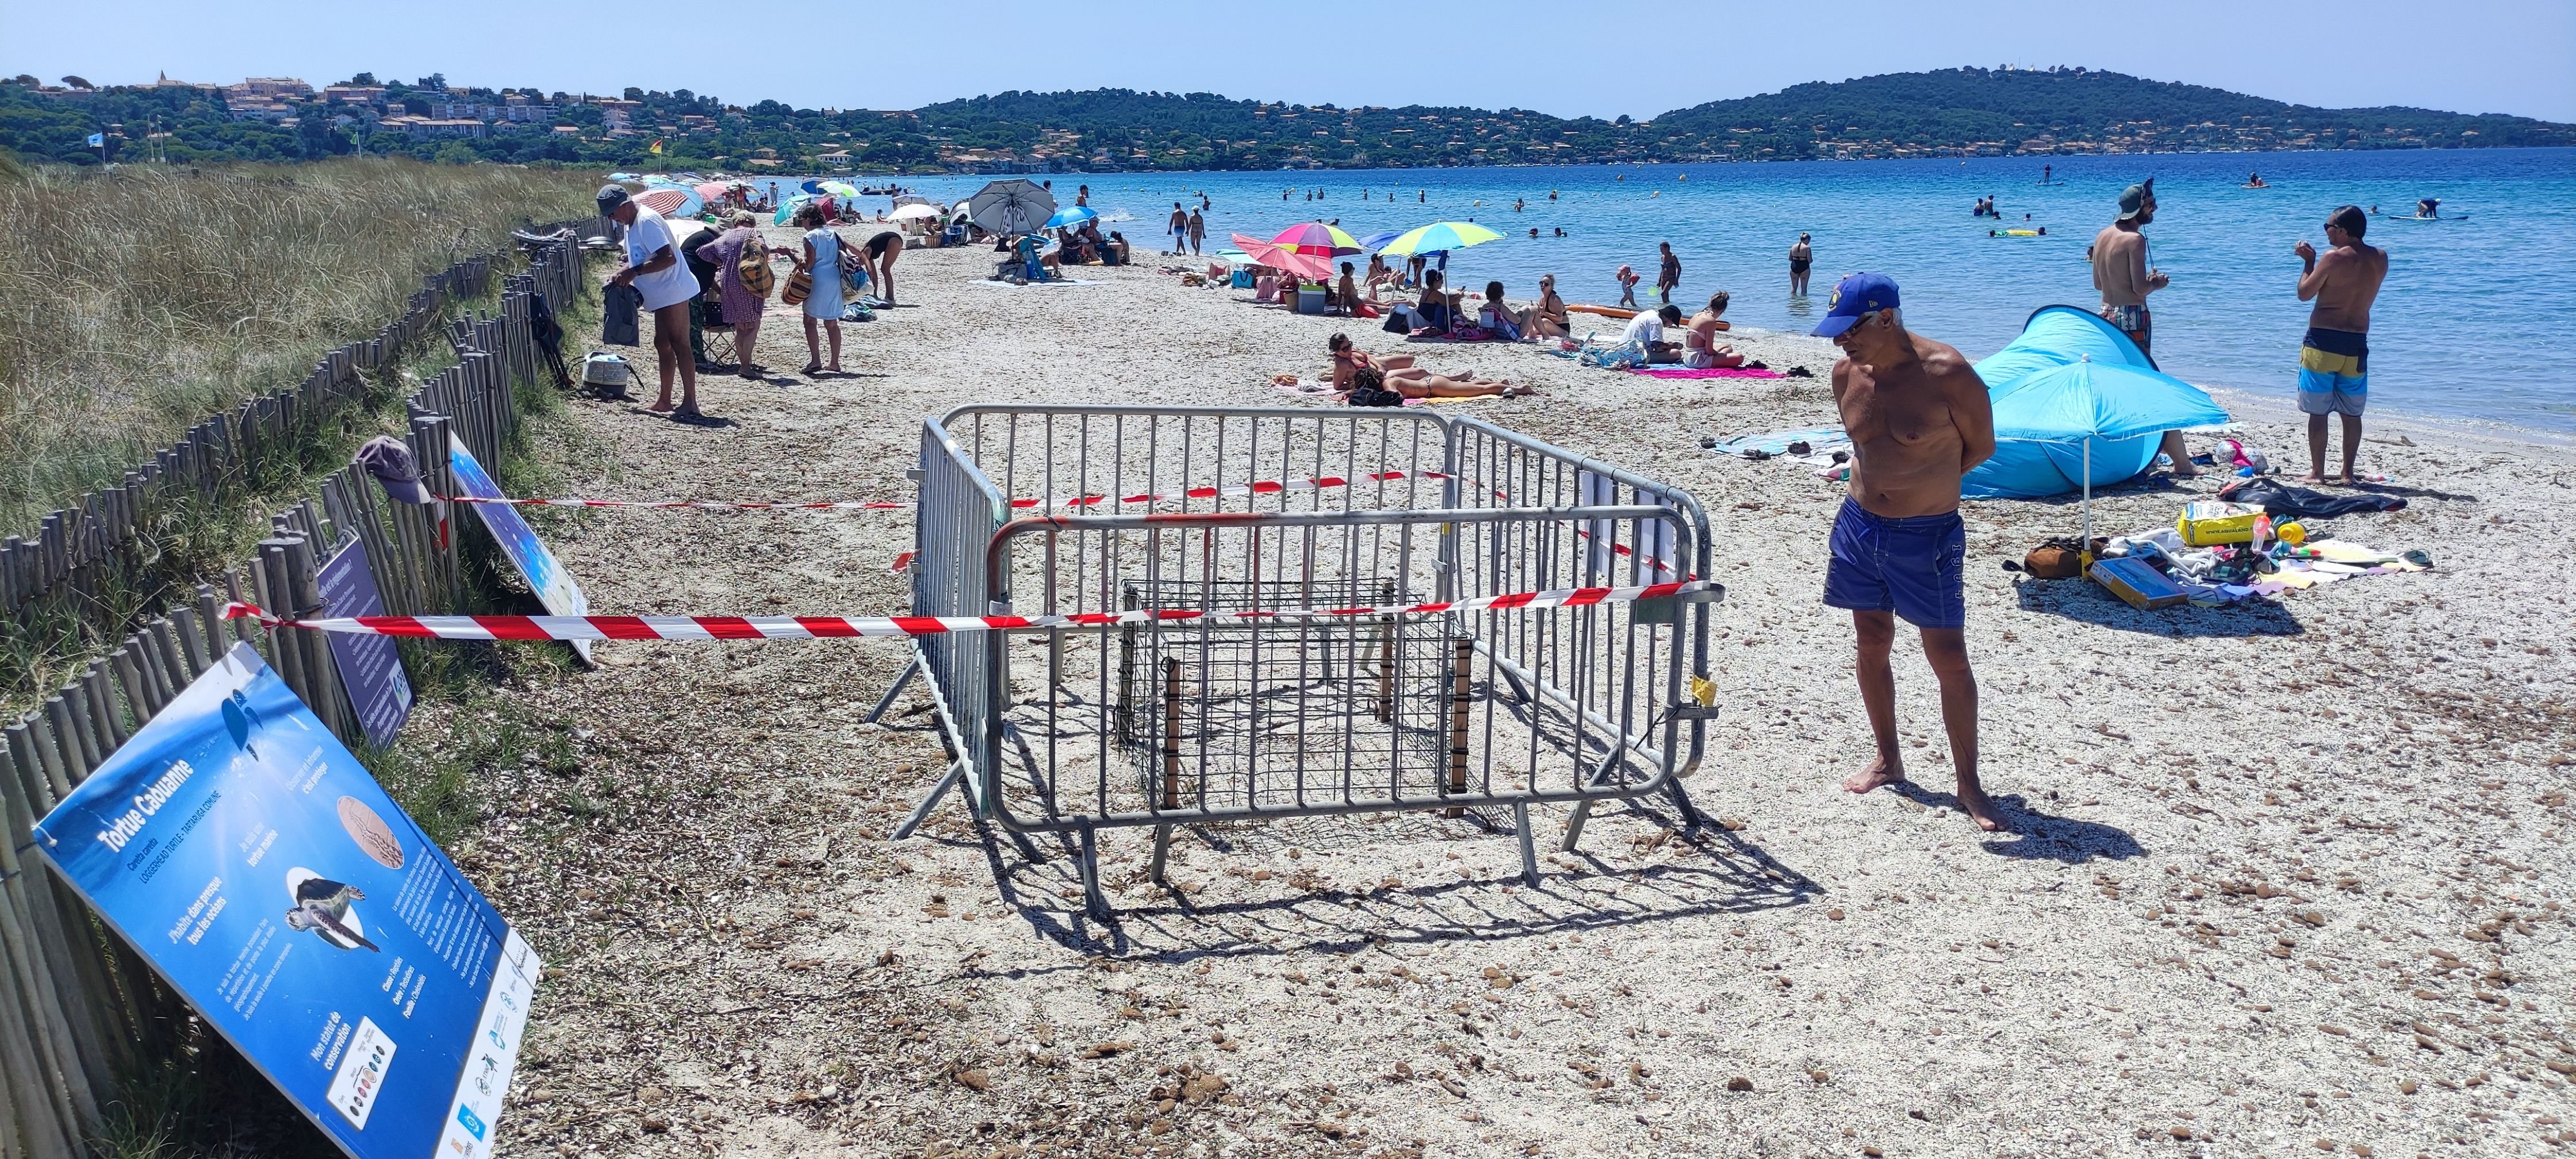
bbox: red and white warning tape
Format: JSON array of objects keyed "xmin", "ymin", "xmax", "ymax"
[
  {"xmin": 430, "ymin": 469, "xmax": 1452, "ymax": 514},
  {"xmin": 221, "ymin": 579, "xmax": 1710, "ymax": 642}
]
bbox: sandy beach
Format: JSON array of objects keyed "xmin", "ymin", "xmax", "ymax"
[{"xmin": 467, "ymin": 226, "xmax": 2575, "ymax": 1158}]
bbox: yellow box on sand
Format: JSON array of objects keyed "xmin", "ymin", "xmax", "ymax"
[{"xmin": 2177, "ymin": 501, "xmax": 2266, "ymax": 546}]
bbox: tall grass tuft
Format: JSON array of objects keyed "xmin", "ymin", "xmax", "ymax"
[{"xmin": 0, "ymin": 157, "xmax": 597, "ymax": 534}]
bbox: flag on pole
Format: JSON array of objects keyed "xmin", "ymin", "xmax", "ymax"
[
  {"xmin": 649, "ymin": 139, "xmax": 664, "ymax": 155},
  {"xmin": 87, "ymin": 132, "xmax": 105, "ymax": 148}
]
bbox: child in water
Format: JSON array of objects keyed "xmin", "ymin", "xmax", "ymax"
[{"xmin": 1616, "ymin": 264, "xmax": 1640, "ymax": 308}]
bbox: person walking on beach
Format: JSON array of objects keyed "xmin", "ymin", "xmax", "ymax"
[
  {"xmin": 1655, "ymin": 242, "xmax": 1681, "ymax": 305},
  {"xmin": 1615, "ymin": 264, "xmax": 1640, "ymax": 308},
  {"xmin": 599, "ymin": 185, "xmax": 706, "ymax": 419},
  {"xmin": 2091, "ymin": 179, "xmax": 2195, "ymax": 474},
  {"xmin": 1788, "ymin": 233, "xmax": 1814, "ymax": 297},
  {"xmin": 1168, "ymin": 203, "xmax": 1189, "ymax": 255},
  {"xmin": 1187, "ymin": 208, "xmax": 1206, "ymax": 256},
  {"xmin": 1812, "ymin": 273, "xmax": 2000, "ymax": 832},
  {"xmin": 2293, "ymin": 206, "xmax": 2387, "ymax": 484}
]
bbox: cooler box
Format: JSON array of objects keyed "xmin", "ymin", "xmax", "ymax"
[{"xmin": 1295, "ymin": 286, "xmax": 1327, "ymax": 315}]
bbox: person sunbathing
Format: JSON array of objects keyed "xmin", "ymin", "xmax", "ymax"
[
  {"xmin": 1685, "ymin": 291, "xmax": 1746, "ymax": 368},
  {"xmin": 1328, "ymin": 333, "xmax": 1529, "ymax": 398}
]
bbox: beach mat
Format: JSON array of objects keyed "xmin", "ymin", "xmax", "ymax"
[
  {"xmin": 1631, "ymin": 367, "xmax": 1783, "ymax": 379},
  {"xmin": 1711, "ymin": 427, "xmax": 1846, "ymax": 456}
]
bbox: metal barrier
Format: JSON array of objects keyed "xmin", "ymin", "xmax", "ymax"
[{"xmin": 885, "ymin": 406, "xmax": 1718, "ymax": 918}]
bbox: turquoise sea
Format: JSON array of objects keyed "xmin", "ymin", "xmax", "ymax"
[{"xmin": 864, "ymin": 148, "xmax": 2576, "ymax": 432}]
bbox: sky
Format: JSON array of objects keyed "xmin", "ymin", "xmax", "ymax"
[{"xmin": 6, "ymin": 0, "xmax": 2573, "ymax": 124}]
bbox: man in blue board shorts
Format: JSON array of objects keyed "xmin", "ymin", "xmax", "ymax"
[
  {"xmin": 2293, "ymin": 205, "xmax": 2388, "ymax": 483},
  {"xmin": 1814, "ymin": 273, "xmax": 2002, "ymax": 831}
]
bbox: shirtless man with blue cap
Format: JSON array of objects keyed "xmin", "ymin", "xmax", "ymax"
[{"xmin": 1814, "ymin": 273, "xmax": 2003, "ymax": 831}]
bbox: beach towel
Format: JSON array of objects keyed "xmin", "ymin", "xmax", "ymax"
[
  {"xmin": 1709, "ymin": 427, "xmax": 1847, "ymax": 457},
  {"xmin": 1575, "ymin": 337, "xmax": 1649, "ymax": 370},
  {"xmin": 1631, "ymin": 367, "xmax": 1782, "ymax": 380}
]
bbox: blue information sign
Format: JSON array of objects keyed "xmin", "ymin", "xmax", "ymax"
[
  {"xmin": 319, "ymin": 538, "xmax": 413, "ymax": 749},
  {"xmin": 447, "ymin": 436, "xmax": 592, "ymax": 666},
  {"xmin": 30, "ymin": 643, "xmax": 538, "ymax": 1159}
]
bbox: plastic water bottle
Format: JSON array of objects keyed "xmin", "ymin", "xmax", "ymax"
[{"xmin": 2251, "ymin": 513, "xmax": 2275, "ymax": 555}]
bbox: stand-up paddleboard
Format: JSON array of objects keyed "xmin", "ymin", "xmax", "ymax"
[
  {"xmin": 2378, "ymin": 214, "xmax": 2466, "ymax": 223},
  {"xmin": 2240, "ymin": 183, "xmax": 2272, "ymax": 189},
  {"xmin": 1567, "ymin": 304, "xmax": 1638, "ymax": 319}
]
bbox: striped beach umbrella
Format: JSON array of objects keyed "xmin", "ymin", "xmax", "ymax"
[
  {"xmin": 1377, "ymin": 221, "xmax": 1504, "ymax": 256},
  {"xmin": 1268, "ymin": 221, "xmax": 1362, "ymax": 258}
]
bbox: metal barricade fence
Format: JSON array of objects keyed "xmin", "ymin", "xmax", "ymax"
[{"xmin": 884, "ymin": 406, "xmax": 1718, "ymax": 918}]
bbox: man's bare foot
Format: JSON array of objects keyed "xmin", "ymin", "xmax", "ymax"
[
  {"xmin": 1843, "ymin": 754, "xmax": 1904, "ymax": 794},
  {"xmin": 2296, "ymin": 471, "xmax": 2326, "ymax": 484},
  {"xmin": 647, "ymin": 400, "xmax": 675, "ymax": 413},
  {"xmin": 1954, "ymin": 781, "xmax": 2004, "ymax": 832},
  {"xmin": 2330, "ymin": 473, "xmax": 2357, "ymax": 486},
  {"xmin": 2168, "ymin": 463, "xmax": 2202, "ymax": 477}
]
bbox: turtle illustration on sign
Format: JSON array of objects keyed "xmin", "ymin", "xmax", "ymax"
[{"xmin": 283, "ymin": 870, "xmax": 379, "ymax": 951}]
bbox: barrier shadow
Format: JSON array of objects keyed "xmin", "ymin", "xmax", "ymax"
[{"xmin": 971, "ymin": 794, "xmax": 1821, "ymax": 960}]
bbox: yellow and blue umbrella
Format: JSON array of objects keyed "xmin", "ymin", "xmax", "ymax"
[{"xmin": 1377, "ymin": 221, "xmax": 1504, "ymax": 256}]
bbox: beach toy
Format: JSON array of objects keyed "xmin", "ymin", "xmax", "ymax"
[
  {"xmin": 2178, "ymin": 501, "xmax": 2265, "ymax": 546},
  {"xmin": 2276, "ymin": 520, "xmax": 2307, "ymax": 546}
]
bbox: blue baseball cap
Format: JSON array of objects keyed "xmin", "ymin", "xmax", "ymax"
[{"xmin": 1812, "ymin": 272, "xmax": 1900, "ymax": 338}]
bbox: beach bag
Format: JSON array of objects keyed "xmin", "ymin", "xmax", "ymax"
[
  {"xmin": 2015, "ymin": 536, "xmax": 2103, "ymax": 580},
  {"xmin": 1382, "ymin": 306, "xmax": 1411, "ymax": 335},
  {"xmin": 601, "ymin": 282, "xmax": 641, "ymax": 346},
  {"xmin": 1346, "ymin": 382, "xmax": 1403, "ymax": 408},
  {"xmin": 735, "ymin": 233, "xmax": 774, "ymax": 297},
  {"xmin": 782, "ymin": 266, "xmax": 812, "ymax": 307}
]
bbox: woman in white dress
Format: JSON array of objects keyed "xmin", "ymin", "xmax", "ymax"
[{"xmin": 792, "ymin": 203, "xmax": 848, "ymax": 374}]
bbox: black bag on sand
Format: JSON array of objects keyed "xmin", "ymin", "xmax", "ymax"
[{"xmin": 1346, "ymin": 383, "xmax": 1404, "ymax": 408}]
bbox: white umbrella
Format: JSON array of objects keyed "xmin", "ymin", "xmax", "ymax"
[
  {"xmin": 967, "ymin": 179, "xmax": 1057, "ymax": 236},
  {"xmin": 889, "ymin": 203, "xmax": 943, "ymax": 221}
]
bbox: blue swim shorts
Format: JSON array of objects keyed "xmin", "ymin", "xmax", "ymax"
[{"xmin": 1823, "ymin": 497, "xmax": 1966, "ymax": 630}]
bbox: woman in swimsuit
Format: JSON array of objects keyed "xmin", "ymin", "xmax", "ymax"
[
  {"xmin": 1788, "ymin": 233, "xmax": 1813, "ymax": 297},
  {"xmin": 1517, "ymin": 274, "xmax": 1569, "ymax": 340},
  {"xmin": 863, "ymin": 229, "xmax": 903, "ymax": 305},
  {"xmin": 1327, "ymin": 333, "xmax": 1528, "ymax": 398}
]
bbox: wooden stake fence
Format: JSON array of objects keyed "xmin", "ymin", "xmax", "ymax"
[{"xmin": 0, "ymin": 217, "xmax": 600, "ymax": 1157}]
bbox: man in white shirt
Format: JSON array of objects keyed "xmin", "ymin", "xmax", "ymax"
[
  {"xmin": 1621, "ymin": 304, "xmax": 1686, "ymax": 363},
  {"xmin": 600, "ymin": 185, "xmax": 706, "ymax": 419}
]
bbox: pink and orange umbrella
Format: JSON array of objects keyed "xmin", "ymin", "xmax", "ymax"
[{"xmin": 1229, "ymin": 233, "xmax": 1333, "ymax": 280}]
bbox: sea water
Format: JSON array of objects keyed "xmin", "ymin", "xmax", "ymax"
[{"xmin": 872, "ymin": 147, "xmax": 2576, "ymax": 432}]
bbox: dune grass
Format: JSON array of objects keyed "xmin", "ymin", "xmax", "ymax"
[{"xmin": 0, "ymin": 157, "xmax": 597, "ymax": 535}]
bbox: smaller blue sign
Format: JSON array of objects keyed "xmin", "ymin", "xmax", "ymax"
[{"xmin": 319, "ymin": 538, "xmax": 412, "ymax": 749}]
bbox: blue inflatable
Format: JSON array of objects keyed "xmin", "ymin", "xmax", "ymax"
[{"xmin": 1963, "ymin": 306, "xmax": 2224, "ymax": 499}]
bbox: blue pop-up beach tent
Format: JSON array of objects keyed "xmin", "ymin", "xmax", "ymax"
[{"xmin": 1963, "ymin": 306, "xmax": 2228, "ymax": 500}]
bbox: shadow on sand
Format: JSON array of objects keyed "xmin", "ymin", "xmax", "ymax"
[{"xmin": 2012, "ymin": 576, "xmax": 2301, "ymax": 638}]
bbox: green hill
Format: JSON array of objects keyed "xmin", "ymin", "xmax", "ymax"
[
  {"xmin": 4, "ymin": 67, "xmax": 2567, "ymax": 172},
  {"xmin": 1647, "ymin": 67, "xmax": 2574, "ymax": 160}
]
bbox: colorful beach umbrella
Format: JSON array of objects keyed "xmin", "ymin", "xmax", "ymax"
[
  {"xmin": 1045, "ymin": 205, "xmax": 1099, "ymax": 229},
  {"xmin": 1377, "ymin": 221, "xmax": 1504, "ymax": 256},
  {"xmin": 634, "ymin": 187, "xmax": 703, "ymax": 218},
  {"xmin": 818, "ymin": 180, "xmax": 862, "ymax": 200},
  {"xmin": 1268, "ymin": 221, "xmax": 1362, "ymax": 258},
  {"xmin": 1354, "ymin": 229, "xmax": 1406, "ymax": 252}
]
